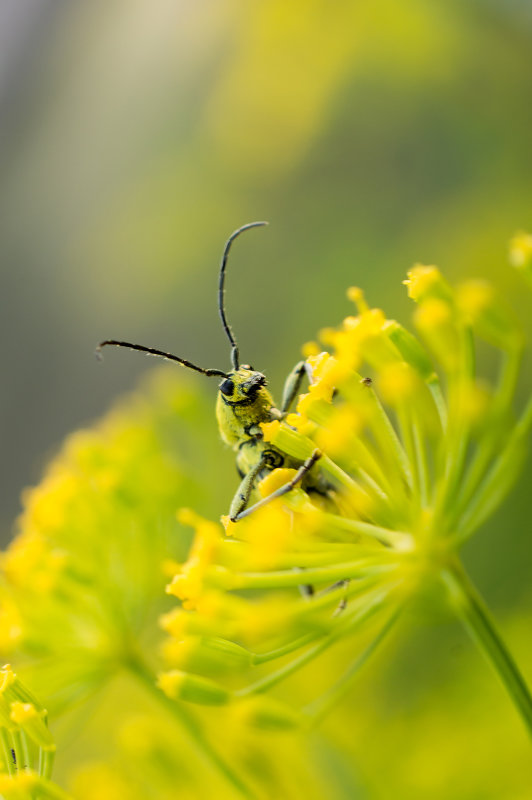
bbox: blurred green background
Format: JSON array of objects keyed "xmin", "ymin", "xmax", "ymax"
[
  {"xmin": 1, "ymin": 2, "xmax": 532, "ymax": 794},
  {"xmin": 1, "ymin": 0, "xmax": 531, "ymax": 529}
]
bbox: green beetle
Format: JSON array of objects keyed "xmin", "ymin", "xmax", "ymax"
[{"xmin": 97, "ymin": 223, "xmax": 324, "ymax": 521}]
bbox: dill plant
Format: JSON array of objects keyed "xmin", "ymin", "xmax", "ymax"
[{"xmin": 1, "ymin": 235, "xmax": 532, "ymax": 798}]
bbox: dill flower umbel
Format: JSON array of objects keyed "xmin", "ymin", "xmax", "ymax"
[
  {"xmin": 1, "ymin": 374, "xmax": 352, "ymax": 798},
  {"xmin": 2, "ymin": 233, "xmax": 532, "ymax": 798},
  {"xmin": 161, "ymin": 246, "xmax": 532, "ymax": 734}
]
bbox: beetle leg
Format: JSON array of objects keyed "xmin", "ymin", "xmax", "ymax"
[
  {"xmin": 228, "ymin": 454, "xmax": 269, "ymax": 521},
  {"xmin": 330, "ymin": 579, "xmax": 350, "ymax": 616},
  {"xmin": 280, "ymin": 360, "xmax": 313, "ymax": 415},
  {"xmin": 294, "ymin": 566, "xmax": 315, "ymax": 599},
  {"xmin": 232, "ymin": 450, "xmax": 321, "ymax": 521}
]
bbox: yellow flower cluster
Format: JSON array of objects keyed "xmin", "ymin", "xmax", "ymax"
[
  {"xmin": 159, "ymin": 252, "xmax": 532, "ymax": 725},
  {"xmin": 1, "ymin": 372, "xmax": 350, "ymax": 798},
  {"xmin": 0, "ymin": 373, "xmax": 211, "ymax": 710},
  {"xmin": 1, "ymin": 234, "xmax": 531, "ymax": 796}
]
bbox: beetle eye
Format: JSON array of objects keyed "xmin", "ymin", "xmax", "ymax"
[{"xmin": 220, "ymin": 379, "xmax": 234, "ymax": 396}]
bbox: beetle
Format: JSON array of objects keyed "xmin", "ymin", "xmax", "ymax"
[{"xmin": 97, "ymin": 222, "xmax": 327, "ymax": 522}]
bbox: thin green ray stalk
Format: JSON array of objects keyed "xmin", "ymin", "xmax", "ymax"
[
  {"xmin": 304, "ymin": 606, "xmax": 403, "ymax": 726},
  {"xmin": 9, "ymin": 729, "xmax": 25, "ymax": 772},
  {"xmin": 454, "ymin": 393, "xmax": 532, "ymax": 542},
  {"xmin": 494, "ymin": 344, "xmax": 523, "ymax": 414},
  {"xmin": 0, "ymin": 728, "xmax": 16, "ymax": 776},
  {"xmin": 433, "ymin": 326, "xmax": 475, "ymax": 529},
  {"xmin": 19, "ymin": 731, "xmax": 31, "ymax": 774},
  {"xmin": 251, "ymin": 632, "xmax": 320, "ymax": 666},
  {"xmin": 369, "ymin": 389, "xmax": 414, "ymax": 491},
  {"xmin": 42, "ymin": 748, "xmax": 55, "ymax": 781},
  {"xmin": 355, "ymin": 467, "xmax": 392, "ymax": 506},
  {"xmin": 412, "ymin": 419, "xmax": 430, "ymax": 508},
  {"xmin": 237, "ymin": 586, "xmax": 396, "ymax": 697},
  {"xmin": 451, "ymin": 345, "xmax": 523, "ymax": 529},
  {"xmin": 127, "ymin": 657, "xmax": 255, "ymax": 799},
  {"xmin": 442, "ymin": 560, "xmax": 532, "ymax": 739},
  {"xmin": 228, "ymin": 558, "xmax": 398, "ymax": 590},
  {"xmin": 239, "ymin": 631, "xmax": 335, "ymax": 697},
  {"xmin": 347, "ymin": 436, "xmax": 399, "ymax": 501},
  {"xmin": 427, "ymin": 375, "xmax": 447, "ymax": 430},
  {"xmin": 298, "ymin": 515, "xmax": 413, "ymax": 550},
  {"xmin": 396, "ymin": 406, "xmax": 419, "ymax": 501}
]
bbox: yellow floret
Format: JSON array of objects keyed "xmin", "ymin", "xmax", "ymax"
[{"xmin": 403, "ymin": 264, "xmax": 444, "ymax": 301}]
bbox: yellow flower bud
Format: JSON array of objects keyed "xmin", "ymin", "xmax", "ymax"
[
  {"xmin": 347, "ymin": 286, "xmax": 369, "ymax": 313},
  {"xmin": 301, "ymin": 340, "xmax": 320, "ymax": 358},
  {"xmin": 10, "ymin": 701, "xmax": 55, "ymax": 751},
  {"xmin": 403, "ymin": 264, "xmax": 452, "ymax": 303},
  {"xmin": 456, "ymin": 280, "xmax": 521, "ymax": 349}
]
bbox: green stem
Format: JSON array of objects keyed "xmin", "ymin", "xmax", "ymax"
[
  {"xmin": 442, "ymin": 560, "xmax": 532, "ymax": 739},
  {"xmin": 128, "ymin": 657, "xmax": 255, "ymax": 799},
  {"xmin": 450, "ymin": 345, "xmax": 524, "ymax": 533},
  {"xmin": 9, "ymin": 729, "xmax": 23, "ymax": 771},
  {"xmin": 227, "ymin": 558, "xmax": 397, "ymax": 590},
  {"xmin": 369, "ymin": 389, "xmax": 414, "ymax": 492},
  {"xmin": 412, "ymin": 420, "xmax": 430, "ymax": 508},
  {"xmin": 249, "ymin": 576, "xmax": 390, "ymax": 668},
  {"xmin": 397, "ymin": 406, "xmax": 418, "ymax": 501},
  {"xmin": 18, "ymin": 730, "xmax": 31, "ymax": 773},
  {"xmin": 304, "ymin": 606, "xmax": 402, "ymax": 725},
  {"xmin": 0, "ymin": 728, "xmax": 16, "ymax": 776},
  {"xmin": 427, "ymin": 375, "xmax": 447, "ymax": 430},
  {"xmin": 251, "ymin": 577, "xmax": 383, "ymax": 664},
  {"xmin": 454, "ymin": 393, "xmax": 532, "ymax": 542},
  {"xmin": 251, "ymin": 632, "xmax": 319, "ymax": 665},
  {"xmin": 42, "ymin": 748, "xmax": 55, "ymax": 781},
  {"xmin": 433, "ymin": 326, "xmax": 475, "ymax": 529},
  {"xmin": 495, "ymin": 343, "xmax": 523, "ymax": 414},
  {"xmin": 303, "ymin": 516, "xmax": 413, "ymax": 550},
  {"xmin": 348, "ymin": 436, "xmax": 399, "ymax": 503},
  {"xmin": 238, "ymin": 585, "xmax": 395, "ymax": 697}
]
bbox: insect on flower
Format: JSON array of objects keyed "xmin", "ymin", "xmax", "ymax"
[{"xmin": 97, "ymin": 223, "xmax": 327, "ymax": 522}]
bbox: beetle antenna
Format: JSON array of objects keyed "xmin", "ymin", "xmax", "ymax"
[
  {"xmin": 218, "ymin": 221, "xmax": 268, "ymax": 371},
  {"xmin": 96, "ymin": 340, "xmax": 228, "ymax": 377}
]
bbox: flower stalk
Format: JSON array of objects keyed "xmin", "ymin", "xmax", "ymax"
[{"xmin": 441, "ymin": 560, "xmax": 532, "ymax": 738}]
